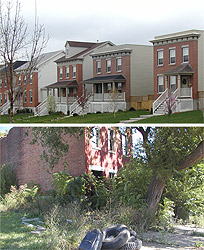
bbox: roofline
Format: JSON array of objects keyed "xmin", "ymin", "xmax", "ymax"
[{"xmin": 150, "ymin": 29, "xmax": 203, "ymax": 43}]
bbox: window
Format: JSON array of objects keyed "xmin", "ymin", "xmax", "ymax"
[
  {"xmin": 158, "ymin": 75, "xmax": 164, "ymax": 93},
  {"xmin": 182, "ymin": 46, "xmax": 189, "ymax": 63},
  {"xmin": 24, "ymin": 91, "xmax": 27, "ymax": 103},
  {"xmin": 92, "ymin": 127, "xmax": 100, "ymax": 148},
  {"xmin": 116, "ymin": 82, "xmax": 122, "ymax": 93},
  {"xmin": 18, "ymin": 76, "xmax": 21, "ymax": 85},
  {"xmin": 66, "ymin": 67, "xmax": 69, "ymax": 78},
  {"xmin": 108, "ymin": 129, "xmax": 115, "ymax": 152},
  {"xmin": 4, "ymin": 93, "xmax": 7, "ymax": 103},
  {"xmin": 169, "ymin": 49, "xmax": 176, "ymax": 64},
  {"xmin": 121, "ymin": 134, "xmax": 128, "ymax": 156},
  {"xmin": 59, "ymin": 68, "xmax": 63, "ymax": 79},
  {"xmin": 107, "ymin": 83, "xmax": 112, "ymax": 93},
  {"xmin": 29, "ymin": 90, "xmax": 32, "ymax": 103},
  {"xmin": 116, "ymin": 58, "xmax": 122, "ymax": 71},
  {"xmin": 157, "ymin": 50, "xmax": 163, "ymax": 66},
  {"xmin": 0, "ymin": 79, "xmax": 2, "ymax": 88},
  {"xmin": 73, "ymin": 65, "xmax": 76, "ymax": 78},
  {"xmin": 106, "ymin": 59, "xmax": 111, "ymax": 72},
  {"xmin": 4, "ymin": 79, "xmax": 7, "ymax": 87},
  {"xmin": 29, "ymin": 74, "xmax": 32, "ymax": 84},
  {"xmin": 24, "ymin": 76, "xmax": 26, "ymax": 85},
  {"xmin": 170, "ymin": 76, "xmax": 176, "ymax": 92},
  {"xmin": 96, "ymin": 61, "xmax": 101, "ymax": 74},
  {"xmin": 0, "ymin": 93, "xmax": 2, "ymax": 104}
]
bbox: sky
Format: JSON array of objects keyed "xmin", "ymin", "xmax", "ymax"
[{"xmin": 6, "ymin": 0, "xmax": 203, "ymax": 53}]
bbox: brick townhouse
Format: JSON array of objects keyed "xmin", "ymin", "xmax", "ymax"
[
  {"xmin": 150, "ymin": 29, "xmax": 204, "ymax": 115},
  {"xmin": 0, "ymin": 51, "xmax": 64, "ymax": 115},
  {"xmin": 0, "ymin": 127, "xmax": 132, "ymax": 191},
  {"xmin": 83, "ymin": 44, "xmax": 153, "ymax": 113}
]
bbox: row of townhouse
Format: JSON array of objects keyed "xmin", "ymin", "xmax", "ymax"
[
  {"xmin": 0, "ymin": 29, "xmax": 203, "ymax": 116},
  {"xmin": 0, "ymin": 127, "xmax": 132, "ymax": 190}
]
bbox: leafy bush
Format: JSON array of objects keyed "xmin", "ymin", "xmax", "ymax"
[
  {"xmin": 47, "ymin": 95, "xmax": 56, "ymax": 114},
  {"xmin": 52, "ymin": 171, "xmax": 72, "ymax": 197},
  {"xmin": 0, "ymin": 183, "xmax": 39, "ymax": 211},
  {"xmin": 0, "ymin": 164, "xmax": 18, "ymax": 197}
]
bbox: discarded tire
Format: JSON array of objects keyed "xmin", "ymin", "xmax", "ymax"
[
  {"xmin": 102, "ymin": 225, "xmax": 130, "ymax": 249},
  {"xmin": 78, "ymin": 228, "xmax": 103, "ymax": 250},
  {"xmin": 119, "ymin": 240, "xmax": 142, "ymax": 250}
]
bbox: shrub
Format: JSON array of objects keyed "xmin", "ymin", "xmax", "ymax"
[
  {"xmin": 129, "ymin": 107, "xmax": 136, "ymax": 111},
  {"xmin": 0, "ymin": 164, "xmax": 18, "ymax": 197},
  {"xmin": 47, "ymin": 95, "xmax": 56, "ymax": 114},
  {"xmin": 0, "ymin": 183, "xmax": 39, "ymax": 211}
]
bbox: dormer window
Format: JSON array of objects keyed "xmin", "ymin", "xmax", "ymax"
[{"xmin": 65, "ymin": 47, "xmax": 69, "ymax": 57}]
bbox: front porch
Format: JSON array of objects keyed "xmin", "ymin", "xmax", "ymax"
[{"xmin": 153, "ymin": 64, "xmax": 195, "ymax": 115}]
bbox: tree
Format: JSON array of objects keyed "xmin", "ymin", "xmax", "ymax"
[
  {"xmin": 77, "ymin": 88, "xmax": 90, "ymax": 117},
  {"xmin": 109, "ymin": 87, "xmax": 120, "ymax": 118},
  {"xmin": 136, "ymin": 127, "xmax": 204, "ymax": 214},
  {"xmin": 0, "ymin": 0, "xmax": 48, "ymax": 123},
  {"xmin": 29, "ymin": 127, "xmax": 84, "ymax": 174}
]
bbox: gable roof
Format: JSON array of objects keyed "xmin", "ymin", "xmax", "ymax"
[
  {"xmin": 164, "ymin": 63, "xmax": 194, "ymax": 75},
  {"xmin": 0, "ymin": 61, "xmax": 28, "ymax": 74},
  {"xmin": 66, "ymin": 41, "xmax": 98, "ymax": 48},
  {"xmin": 55, "ymin": 41, "xmax": 113, "ymax": 64}
]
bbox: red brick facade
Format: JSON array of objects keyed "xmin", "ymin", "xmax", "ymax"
[
  {"xmin": 153, "ymin": 38, "xmax": 199, "ymax": 101},
  {"xmin": 93, "ymin": 55, "xmax": 131, "ymax": 102},
  {"xmin": 1, "ymin": 127, "xmax": 131, "ymax": 191}
]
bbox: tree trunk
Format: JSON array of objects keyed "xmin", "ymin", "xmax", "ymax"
[{"xmin": 145, "ymin": 172, "xmax": 166, "ymax": 214}]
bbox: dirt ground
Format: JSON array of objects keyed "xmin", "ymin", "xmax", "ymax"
[{"xmin": 140, "ymin": 225, "xmax": 204, "ymax": 250}]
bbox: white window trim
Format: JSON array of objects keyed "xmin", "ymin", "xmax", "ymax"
[
  {"xmin": 182, "ymin": 46, "xmax": 189, "ymax": 63},
  {"xmin": 29, "ymin": 90, "xmax": 32, "ymax": 103},
  {"xmin": 89, "ymin": 165, "xmax": 104, "ymax": 172},
  {"xmin": 116, "ymin": 57, "xmax": 122, "ymax": 72},
  {"xmin": 66, "ymin": 67, "xmax": 70, "ymax": 78},
  {"xmin": 157, "ymin": 75, "xmax": 164, "ymax": 93},
  {"xmin": 106, "ymin": 59, "xmax": 111, "ymax": 73},
  {"xmin": 108, "ymin": 128, "xmax": 115, "ymax": 153},
  {"xmin": 73, "ymin": 65, "xmax": 76, "ymax": 78},
  {"xmin": 92, "ymin": 127, "xmax": 100, "ymax": 149},
  {"xmin": 170, "ymin": 75, "xmax": 176, "ymax": 92},
  {"xmin": 169, "ymin": 48, "xmax": 176, "ymax": 65},
  {"xmin": 96, "ymin": 60, "xmax": 101, "ymax": 74},
  {"xmin": 59, "ymin": 68, "xmax": 63, "ymax": 79},
  {"xmin": 157, "ymin": 49, "xmax": 164, "ymax": 66}
]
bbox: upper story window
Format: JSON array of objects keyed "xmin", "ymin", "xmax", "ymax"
[
  {"xmin": 59, "ymin": 68, "xmax": 63, "ymax": 79},
  {"xmin": 108, "ymin": 129, "xmax": 115, "ymax": 152},
  {"xmin": 182, "ymin": 46, "xmax": 189, "ymax": 63},
  {"xmin": 96, "ymin": 61, "xmax": 101, "ymax": 74},
  {"xmin": 116, "ymin": 58, "xmax": 122, "ymax": 71},
  {"xmin": 18, "ymin": 75, "xmax": 21, "ymax": 85},
  {"xmin": 24, "ymin": 76, "xmax": 27, "ymax": 85},
  {"xmin": 66, "ymin": 67, "xmax": 69, "ymax": 78},
  {"xmin": 4, "ymin": 79, "xmax": 7, "ymax": 87},
  {"xmin": 0, "ymin": 79, "xmax": 2, "ymax": 88},
  {"xmin": 170, "ymin": 75, "xmax": 176, "ymax": 92},
  {"xmin": 121, "ymin": 134, "xmax": 128, "ymax": 156},
  {"xmin": 157, "ymin": 75, "xmax": 164, "ymax": 93},
  {"xmin": 92, "ymin": 127, "xmax": 100, "ymax": 149},
  {"xmin": 29, "ymin": 74, "xmax": 32, "ymax": 84},
  {"xmin": 157, "ymin": 50, "xmax": 163, "ymax": 66},
  {"xmin": 169, "ymin": 48, "xmax": 176, "ymax": 64},
  {"xmin": 29, "ymin": 90, "xmax": 32, "ymax": 103},
  {"xmin": 73, "ymin": 65, "xmax": 76, "ymax": 78},
  {"xmin": 106, "ymin": 59, "xmax": 111, "ymax": 72}
]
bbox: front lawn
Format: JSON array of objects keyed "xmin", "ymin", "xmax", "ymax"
[
  {"xmin": 135, "ymin": 110, "xmax": 203, "ymax": 123},
  {"xmin": 0, "ymin": 110, "xmax": 149, "ymax": 123}
]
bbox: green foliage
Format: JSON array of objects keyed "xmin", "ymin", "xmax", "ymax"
[
  {"xmin": 0, "ymin": 183, "xmax": 39, "ymax": 211},
  {"xmin": 157, "ymin": 197, "xmax": 175, "ymax": 230},
  {"xmin": 164, "ymin": 163, "xmax": 204, "ymax": 219},
  {"xmin": 0, "ymin": 164, "xmax": 18, "ymax": 197},
  {"xmin": 47, "ymin": 95, "xmax": 56, "ymax": 114},
  {"xmin": 30, "ymin": 127, "xmax": 84, "ymax": 173},
  {"xmin": 113, "ymin": 159, "xmax": 152, "ymax": 209},
  {"xmin": 146, "ymin": 127, "xmax": 204, "ymax": 178},
  {"xmin": 52, "ymin": 171, "xmax": 72, "ymax": 197}
]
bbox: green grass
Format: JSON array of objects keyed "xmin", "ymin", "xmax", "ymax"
[
  {"xmin": 0, "ymin": 110, "xmax": 203, "ymax": 124},
  {"xmin": 0, "ymin": 110, "xmax": 149, "ymax": 124},
  {"xmin": 135, "ymin": 110, "xmax": 203, "ymax": 123},
  {"xmin": 0, "ymin": 211, "xmax": 47, "ymax": 249}
]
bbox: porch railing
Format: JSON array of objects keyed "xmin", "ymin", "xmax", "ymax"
[
  {"xmin": 153, "ymin": 89, "xmax": 168, "ymax": 114},
  {"xmin": 90, "ymin": 92, "xmax": 125, "ymax": 102},
  {"xmin": 0, "ymin": 101, "xmax": 10, "ymax": 115},
  {"xmin": 180, "ymin": 87, "xmax": 192, "ymax": 98}
]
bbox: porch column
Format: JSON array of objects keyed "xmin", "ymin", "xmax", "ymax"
[
  {"xmin": 66, "ymin": 87, "xmax": 68, "ymax": 105},
  {"xmin": 113, "ymin": 81, "xmax": 115, "ymax": 92},
  {"xmin": 92, "ymin": 84, "xmax": 94, "ymax": 101},
  {"xmin": 165, "ymin": 76, "xmax": 168, "ymax": 90},
  {"xmin": 53, "ymin": 88, "xmax": 55, "ymax": 96},
  {"xmin": 47, "ymin": 88, "xmax": 49, "ymax": 97},
  {"xmin": 102, "ymin": 82, "xmax": 104, "ymax": 101},
  {"xmin": 177, "ymin": 75, "xmax": 181, "ymax": 97},
  {"xmin": 59, "ymin": 88, "xmax": 61, "ymax": 103}
]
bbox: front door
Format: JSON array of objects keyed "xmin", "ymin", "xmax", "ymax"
[
  {"xmin": 181, "ymin": 76, "xmax": 190, "ymax": 88},
  {"xmin": 96, "ymin": 83, "xmax": 102, "ymax": 93}
]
